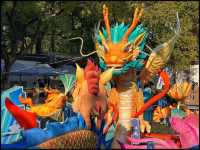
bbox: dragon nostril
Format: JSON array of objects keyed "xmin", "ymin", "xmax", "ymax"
[
  {"xmin": 119, "ymin": 59, "xmax": 124, "ymax": 63},
  {"xmin": 110, "ymin": 56, "xmax": 118, "ymax": 63}
]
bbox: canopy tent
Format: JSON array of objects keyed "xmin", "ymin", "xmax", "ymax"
[
  {"xmin": 1, "ymin": 60, "xmax": 75, "ymax": 82},
  {"xmin": 9, "ymin": 61, "xmax": 60, "ymax": 76},
  {"xmin": 55, "ymin": 64, "xmax": 76, "ymax": 75}
]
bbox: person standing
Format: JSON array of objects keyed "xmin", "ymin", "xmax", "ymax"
[{"xmin": 33, "ymin": 81, "xmax": 40, "ymax": 104}]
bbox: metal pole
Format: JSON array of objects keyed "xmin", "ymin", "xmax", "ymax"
[{"xmin": 20, "ymin": 73, "xmax": 22, "ymax": 85}]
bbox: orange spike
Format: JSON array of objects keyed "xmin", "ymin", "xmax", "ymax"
[
  {"xmin": 122, "ymin": 7, "xmax": 143, "ymax": 42},
  {"xmin": 103, "ymin": 4, "xmax": 111, "ymax": 41},
  {"xmin": 85, "ymin": 59, "xmax": 98, "ymax": 73}
]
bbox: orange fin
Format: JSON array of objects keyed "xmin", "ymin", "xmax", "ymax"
[{"xmin": 19, "ymin": 96, "xmax": 33, "ymax": 107}]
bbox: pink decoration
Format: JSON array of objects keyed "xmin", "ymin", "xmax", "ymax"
[{"xmin": 170, "ymin": 114, "xmax": 199, "ymax": 148}]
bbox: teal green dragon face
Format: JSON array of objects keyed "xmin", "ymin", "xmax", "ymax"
[
  {"xmin": 96, "ymin": 23, "xmax": 148, "ymax": 76},
  {"xmin": 95, "ymin": 5, "xmax": 148, "ymax": 76}
]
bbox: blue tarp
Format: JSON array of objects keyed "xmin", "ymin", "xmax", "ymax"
[
  {"xmin": 2, "ymin": 60, "xmax": 75, "ymax": 76},
  {"xmin": 55, "ymin": 65, "xmax": 76, "ymax": 75},
  {"xmin": 10, "ymin": 63, "xmax": 60, "ymax": 76},
  {"xmin": 2, "ymin": 60, "xmax": 76, "ymax": 84}
]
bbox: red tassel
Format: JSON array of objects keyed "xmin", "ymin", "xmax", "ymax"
[{"xmin": 133, "ymin": 71, "xmax": 170, "ymax": 118}]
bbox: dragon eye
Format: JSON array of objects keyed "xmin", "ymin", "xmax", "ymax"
[
  {"xmin": 123, "ymin": 44, "xmax": 133, "ymax": 52},
  {"xmin": 99, "ymin": 44, "xmax": 108, "ymax": 53},
  {"xmin": 103, "ymin": 45, "xmax": 109, "ymax": 52},
  {"xmin": 101, "ymin": 42, "xmax": 109, "ymax": 53}
]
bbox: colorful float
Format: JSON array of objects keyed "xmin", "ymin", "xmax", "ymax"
[{"xmin": 1, "ymin": 4, "xmax": 199, "ymax": 149}]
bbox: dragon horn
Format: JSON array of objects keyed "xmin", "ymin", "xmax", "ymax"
[
  {"xmin": 103, "ymin": 4, "xmax": 112, "ymax": 41},
  {"xmin": 122, "ymin": 6, "xmax": 144, "ymax": 42},
  {"xmin": 5, "ymin": 97, "xmax": 37, "ymax": 129}
]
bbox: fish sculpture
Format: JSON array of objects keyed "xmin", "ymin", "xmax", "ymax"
[
  {"xmin": 5, "ymin": 88, "xmax": 67, "ymax": 129},
  {"xmin": 19, "ymin": 88, "xmax": 67, "ymax": 117},
  {"xmin": 37, "ymin": 130, "xmax": 97, "ymax": 149}
]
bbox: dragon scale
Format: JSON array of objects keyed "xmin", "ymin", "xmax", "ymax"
[{"xmin": 118, "ymin": 83, "xmax": 133, "ymax": 130}]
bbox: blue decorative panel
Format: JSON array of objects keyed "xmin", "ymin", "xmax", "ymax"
[
  {"xmin": 1, "ymin": 86, "xmax": 26, "ymax": 144},
  {"xmin": 131, "ymin": 118, "xmax": 140, "ymax": 140}
]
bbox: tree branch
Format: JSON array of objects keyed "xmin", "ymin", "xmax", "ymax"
[
  {"xmin": 24, "ymin": 8, "xmax": 64, "ymax": 29},
  {"xmin": 11, "ymin": 1, "xmax": 17, "ymax": 18},
  {"xmin": 24, "ymin": 17, "xmax": 40, "ymax": 28},
  {"xmin": 17, "ymin": 20, "xmax": 42, "ymax": 55}
]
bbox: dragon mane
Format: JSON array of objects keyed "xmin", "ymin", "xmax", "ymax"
[
  {"xmin": 96, "ymin": 23, "xmax": 148, "ymax": 76},
  {"xmin": 94, "ymin": 5, "xmax": 149, "ymax": 76},
  {"xmin": 96, "ymin": 23, "xmax": 147, "ymax": 51}
]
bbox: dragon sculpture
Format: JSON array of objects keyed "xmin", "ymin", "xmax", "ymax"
[{"xmin": 92, "ymin": 4, "xmax": 180, "ymax": 148}]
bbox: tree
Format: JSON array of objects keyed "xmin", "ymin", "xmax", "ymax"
[
  {"xmin": 141, "ymin": 1, "xmax": 199, "ymax": 72},
  {"xmin": 1, "ymin": 1, "xmax": 64, "ymax": 87},
  {"xmin": 2, "ymin": 1, "xmax": 42, "ymax": 88}
]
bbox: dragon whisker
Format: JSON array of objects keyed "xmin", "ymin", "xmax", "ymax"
[{"xmin": 145, "ymin": 44, "xmax": 154, "ymax": 52}]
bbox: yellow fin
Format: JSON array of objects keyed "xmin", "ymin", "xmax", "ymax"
[
  {"xmin": 75, "ymin": 63, "xmax": 84, "ymax": 84},
  {"xmin": 100, "ymin": 67, "xmax": 114, "ymax": 85}
]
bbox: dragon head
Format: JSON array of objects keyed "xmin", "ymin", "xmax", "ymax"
[{"xmin": 95, "ymin": 5, "xmax": 148, "ymax": 76}]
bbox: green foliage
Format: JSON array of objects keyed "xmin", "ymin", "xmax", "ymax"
[{"xmin": 141, "ymin": 1, "xmax": 199, "ymax": 71}]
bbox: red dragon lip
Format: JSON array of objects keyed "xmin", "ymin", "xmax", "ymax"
[{"xmin": 107, "ymin": 64, "xmax": 122, "ymax": 68}]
